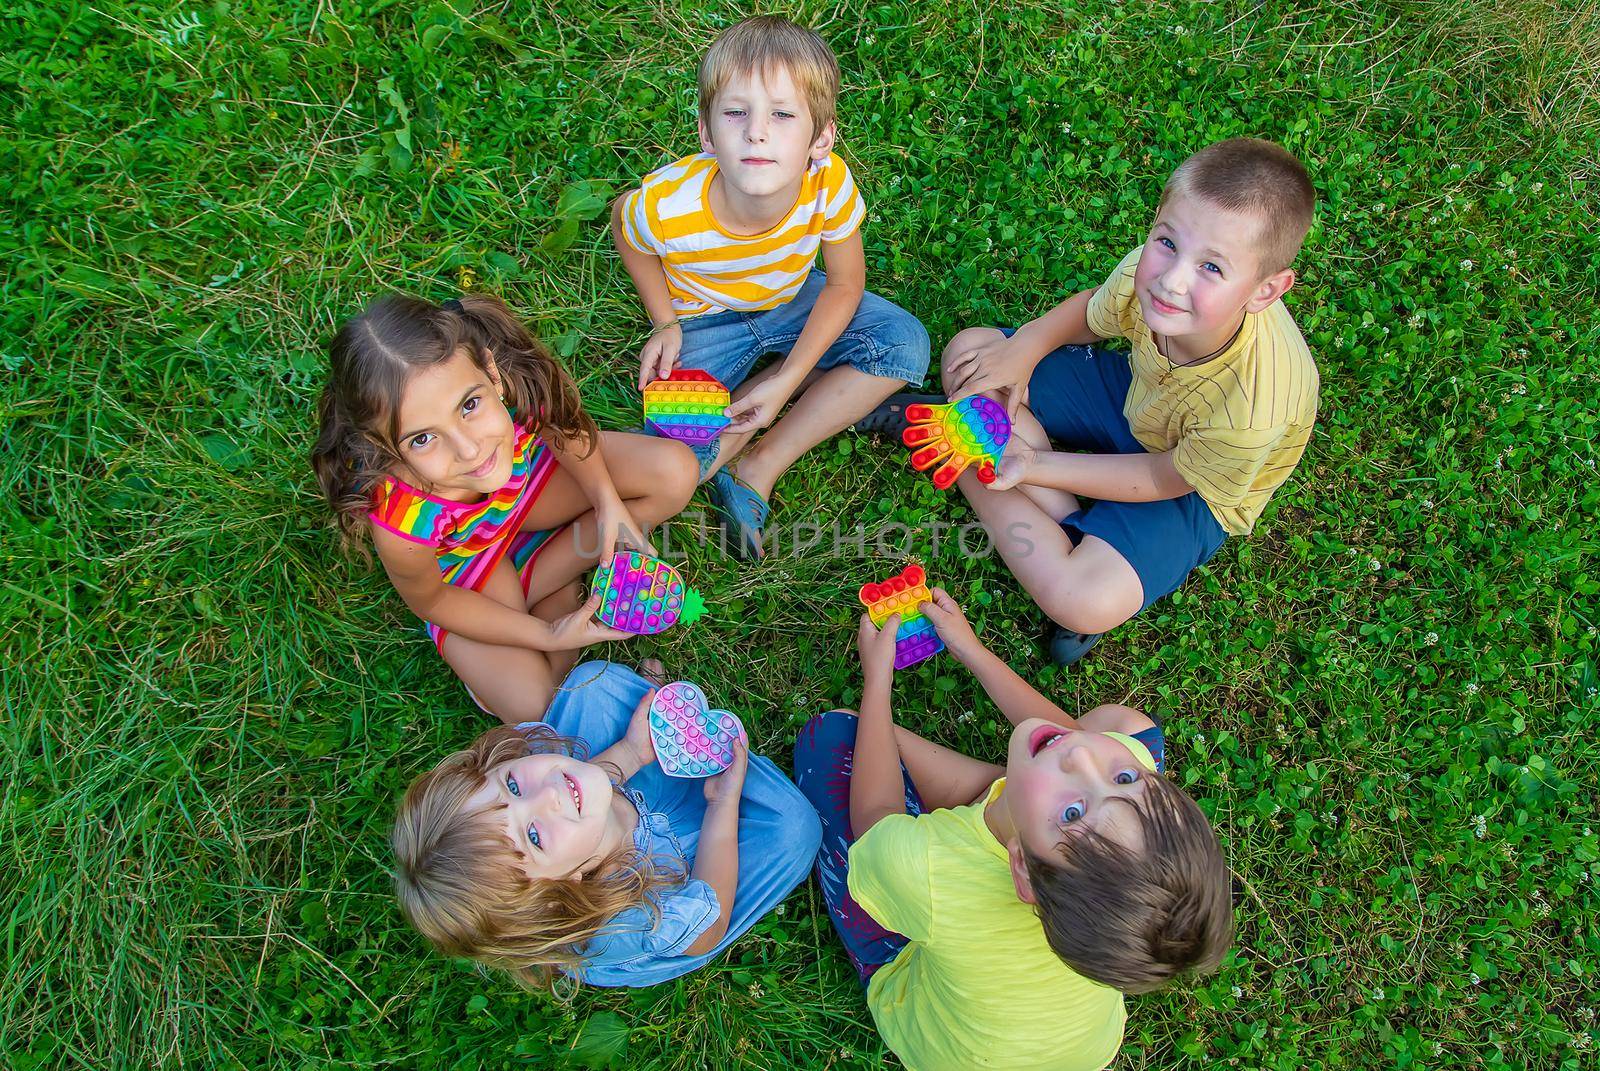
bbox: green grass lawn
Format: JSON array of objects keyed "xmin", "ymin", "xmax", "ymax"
[{"xmin": 4, "ymin": 0, "xmax": 1598, "ymax": 1067}]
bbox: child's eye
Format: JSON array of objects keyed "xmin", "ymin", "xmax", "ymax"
[
  {"xmin": 1114, "ymin": 768, "xmax": 1141, "ymax": 786},
  {"xmin": 773, "ymin": 110, "xmax": 795, "ymax": 120},
  {"xmin": 409, "ymin": 433, "xmax": 433, "ymax": 450},
  {"xmin": 463, "ymin": 396, "xmax": 480, "ymax": 414},
  {"xmin": 1060, "ymin": 802, "xmax": 1086, "ymax": 825},
  {"xmin": 723, "ymin": 109, "xmax": 746, "ymax": 118},
  {"xmin": 506, "ymin": 773, "xmax": 521, "ymax": 797},
  {"xmin": 1201, "ymin": 262, "xmax": 1223, "ymax": 275},
  {"xmin": 1156, "ymin": 236, "xmax": 1176, "ymax": 251},
  {"xmin": 526, "ymin": 823, "xmax": 541, "ymax": 849}
]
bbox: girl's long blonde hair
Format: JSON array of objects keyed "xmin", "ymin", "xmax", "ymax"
[
  {"xmin": 310, "ymin": 293, "xmax": 599, "ymax": 551},
  {"xmin": 391, "ymin": 725, "xmax": 676, "ymax": 989}
]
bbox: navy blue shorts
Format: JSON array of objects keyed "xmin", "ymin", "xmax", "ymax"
[{"xmin": 1016, "ymin": 338, "xmax": 1227, "ymax": 613}]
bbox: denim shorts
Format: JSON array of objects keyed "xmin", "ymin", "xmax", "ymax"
[
  {"xmin": 677, "ymin": 270, "xmax": 930, "ymax": 390},
  {"xmin": 1018, "ymin": 338, "xmax": 1227, "ymax": 613}
]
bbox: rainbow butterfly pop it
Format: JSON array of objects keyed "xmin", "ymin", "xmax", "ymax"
[
  {"xmin": 590, "ymin": 551, "xmax": 706, "ymax": 635},
  {"xmin": 643, "ymin": 369, "xmax": 732, "ymax": 446},
  {"xmin": 902, "ymin": 396, "xmax": 1012, "ymax": 489},
  {"xmin": 648, "ymin": 681, "xmax": 743, "ymax": 778},
  {"xmin": 858, "ymin": 564, "xmax": 944, "ymax": 669}
]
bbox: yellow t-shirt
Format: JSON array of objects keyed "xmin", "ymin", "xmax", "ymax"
[
  {"xmin": 848, "ymin": 779, "xmax": 1127, "ymax": 1071},
  {"xmin": 1085, "ymin": 247, "xmax": 1320, "ymax": 535},
  {"xmin": 618, "ymin": 151, "xmax": 865, "ymax": 317}
]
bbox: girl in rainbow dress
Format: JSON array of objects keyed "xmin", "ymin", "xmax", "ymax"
[{"xmin": 311, "ymin": 294, "xmax": 698, "ymax": 723}]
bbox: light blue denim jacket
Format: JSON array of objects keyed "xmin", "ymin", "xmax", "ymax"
[{"xmin": 526, "ymin": 661, "xmax": 821, "ymax": 988}]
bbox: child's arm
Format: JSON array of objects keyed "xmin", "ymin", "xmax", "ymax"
[
  {"xmin": 919, "ymin": 588, "xmax": 1082, "ymax": 729},
  {"xmin": 945, "ymin": 287, "xmax": 1102, "ymax": 418},
  {"xmin": 542, "ymin": 431, "xmax": 650, "ymax": 566},
  {"xmin": 592, "ymin": 691, "xmax": 659, "ymax": 780},
  {"xmin": 680, "ymin": 737, "xmax": 748, "ymax": 956},
  {"xmin": 723, "ymin": 233, "xmax": 867, "ymax": 434},
  {"xmin": 850, "ymin": 610, "xmax": 912, "ymax": 835},
  {"xmin": 891, "ymin": 726, "xmax": 1005, "ymax": 811},
  {"xmin": 611, "ymin": 195, "xmax": 685, "ymax": 390},
  {"xmin": 990, "ymin": 442, "xmax": 1195, "ymax": 502},
  {"xmin": 372, "ymin": 527, "xmax": 625, "ymax": 651}
]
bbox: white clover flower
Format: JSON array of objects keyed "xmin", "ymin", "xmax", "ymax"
[
  {"xmin": 1231, "ymin": 985, "xmax": 1243, "ymax": 998},
  {"xmin": 1472, "ymin": 814, "xmax": 1487, "ymax": 838},
  {"xmin": 1424, "ymin": 631, "xmax": 1439, "ymax": 646},
  {"xmin": 1422, "ymin": 499, "xmax": 1435, "ymax": 510},
  {"xmin": 1368, "ymin": 557, "xmax": 1381, "ymax": 572},
  {"xmin": 1460, "ymin": 259, "xmax": 1474, "ymax": 271},
  {"xmin": 1470, "ymin": 972, "xmax": 1482, "ymax": 985},
  {"xmin": 1464, "ymin": 682, "xmax": 1480, "ymax": 695}
]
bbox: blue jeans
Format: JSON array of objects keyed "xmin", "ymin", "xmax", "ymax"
[{"xmin": 679, "ymin": 270, "xmax": 930, "ymax": 391}]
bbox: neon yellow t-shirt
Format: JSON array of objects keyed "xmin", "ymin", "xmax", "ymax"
[
  {"xmin": 848, "ymin": 779, "xmax": 1128, "ymax": 1071},
  {"xmin": 1086, "ymin": 246, "xmax": 1320, "ymax": 535}
]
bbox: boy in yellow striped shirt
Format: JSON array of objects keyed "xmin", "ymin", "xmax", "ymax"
[
  {"xmin": 863, "ymin": 139, "xmax": 1319, "ymax": 664},
  {"xmin": 612, "ymin": 16, "xmax": 930, "ymax": 560}
]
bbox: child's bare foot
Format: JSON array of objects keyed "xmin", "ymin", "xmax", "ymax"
[{"xmin": 638, "ymin": 658, "xmax": 667, "ymax": 686}]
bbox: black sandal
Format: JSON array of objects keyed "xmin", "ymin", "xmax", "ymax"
[{"xmin": 852, "ymin": 393, "xmax": 948, "ymax": 437}]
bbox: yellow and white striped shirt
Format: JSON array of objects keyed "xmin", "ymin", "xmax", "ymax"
[
  {"xmin": 619, "ymin": 152, "xmax": 865, "ymax": 316},
  {"xmin": 1087, "ymin": 247, "xmax": 1320, "ymax": 536}
]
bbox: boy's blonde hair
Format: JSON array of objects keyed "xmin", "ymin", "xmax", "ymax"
[
  {"xmin": 391, "ymin": 725, "xmax": 675, "ymax": 989},
  {"xmin": 1160, "ymin": 137, "xmax": 1316, "ymax": 276},
  {"xmin": 698, "ymin": 16, "xmax": 840, "ymax": 140},
  {"xmin": 1025, "ymin": 775, "xmax": 1233, "ymax": 994}
]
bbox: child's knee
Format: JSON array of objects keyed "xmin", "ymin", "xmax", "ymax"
[
  {"xmin": 1038, "ymin": 581, "xmax": 1139, "ymax": 636},
  {"xmin": 647, "ymin": 439, "xmax": 699, "ymax": 506}
]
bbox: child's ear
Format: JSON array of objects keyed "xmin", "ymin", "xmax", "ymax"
[
  {"xmin": 1245, "ymin": 268, "xmax": 1295, "ymax": 314},
  {"xmin": 809, "ymin": 119, "xmax": 837, "ymax": 162},
  {"xmin": 697, "ymin": 114, "xmax": 715, "ymax": 155},
  {"xmin": 1007, "ymin": 840, "xmax": 1038, "ymax": 905}
]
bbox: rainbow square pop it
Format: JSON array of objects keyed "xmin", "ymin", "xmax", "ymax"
[
  {"xmin": 643, "ymin": 369, "xmax": 732, "ymax": 446},
  {"xmin": 648, "ymin": 681, "xmax": 743, "ymax": 779},
  {"xmin": 858, "ymin": 564, "xmax": 944, "ymax": 669},
  {"xmin": 902, "ymin": 396, "xmax": 1012, "ymax": 489},
  {"xmin": 590, "ymin": 551, "xmax": 705, "ymax": 635}
]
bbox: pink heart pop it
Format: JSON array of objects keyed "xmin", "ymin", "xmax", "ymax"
[
  {"xmin": 590, "ymin": 551, "xmax": 706, "ymax": 635},
  {"xmin": 858, "ymin": 564, "xmax": 944, "ymax": 669},
  {"xmin": 648, "ymin": 681, "xmax": 743, "ymax": 778}
]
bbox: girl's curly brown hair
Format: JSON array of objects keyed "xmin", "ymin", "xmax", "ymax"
[{"xmin": 310, "ymin": 293, "xmax": 598, "ymax": 550}]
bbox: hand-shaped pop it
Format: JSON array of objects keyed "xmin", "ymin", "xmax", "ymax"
[
  {"xmin": 649, "ymin": 681, "xmax": 742, "ymax": 778},
  {"xmin": 644, "ymin": 369, "xmax": 732, "ymax": 446},
  {"xmin": 901, "ymin": 396, "xmax": 1012, "ymax": 489},
  {"xmin": 858, "ymin": 564, "xmax": 944, "ymax": 669},
  {"xmin": 590, "ymin": 551, "xmax": 706, "ymax": 635}
]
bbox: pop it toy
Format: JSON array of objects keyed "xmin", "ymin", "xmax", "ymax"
[
  {"xmin": 648, "ymin": 681, "xmax": 743, "ymax": 778},
  {"xmin": 858, "ymin": 564, "xmax": 944, "ymax": 669},
  {"xmin": 590, "ymin": 551, "xmax": 706, "ymax": 635},
  {"xmin": 644, "ymin": 369, "xmax": 732, "ymax": 446},
  {"xmin": 902, "ymin": 396, "xmax": 1012, "ymax": 489}
]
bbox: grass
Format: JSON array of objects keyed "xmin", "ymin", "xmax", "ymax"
[{"xmin": 3, "ymin": 0, "xmax": 1598, "ymax": 1068}]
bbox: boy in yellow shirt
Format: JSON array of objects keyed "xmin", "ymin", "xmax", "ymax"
[
  {"xmin": 613, "ymin": 16, "xmax": 929, "ymax": 560},
  {"xmin": 861, "ymin": 138, "xmax": 1318, "ymax": 663},
  {"xmin": 793, "ymin": 591, "xmax": 1231, "ymax": 1071}
]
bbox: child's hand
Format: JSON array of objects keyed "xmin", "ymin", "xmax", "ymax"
[
  {"xmin": 723, "ymin": 377, "xmax": 791, "ymax": 435},
  {"xmin": 945, "ymin": 335, "xmax": 1037, "ymax": 423},
  {"xmin": 619, "ymin": 689, "xmax": 659, "ymax": 772},
  {"xmin": 986, "ymin": 441, "xmax": 1037, "ymax": 492},
  {"xmin": 703, "ymin": 735, "xmax": 748, "ymax": 807},
  {"xmin": 637, "ymin": 323, "xmax": 682, "ymax": 392},
  {"xmin": 857, "ymin": 611, "xmax": 900, "ymax": 686},
  {"xmin": 547, "ymin": 591, "xmax": 632, "ymax": 650},
  {"xmin": 595, "ymin": 496, "xmax": 655, "ymax": 567},
  {"xmin": 919, "ymin": 587, "xmax": 986, "ymax": 664}
]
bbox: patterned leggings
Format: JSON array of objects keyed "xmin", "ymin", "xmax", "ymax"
[{"xmin": 792, "ymin": 710, "xmax": 923, "ymax": 983}]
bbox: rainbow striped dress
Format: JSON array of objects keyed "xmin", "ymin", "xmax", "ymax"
[{"xmin": 368, "ymin": 424, "xmax": 561, "ymax": 649}]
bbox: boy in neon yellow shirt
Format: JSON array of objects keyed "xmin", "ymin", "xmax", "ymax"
[
  {"xmin": 859, "ymin": 138, "xmax": 1318, "ymax": 664},
  {"xmin": 613, "ymin": 16, "xmax": 929, "ymax": 560},
  {"xmin": 794, "ymin": 592, "xmax": 1231, "ymax": 1071}
]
